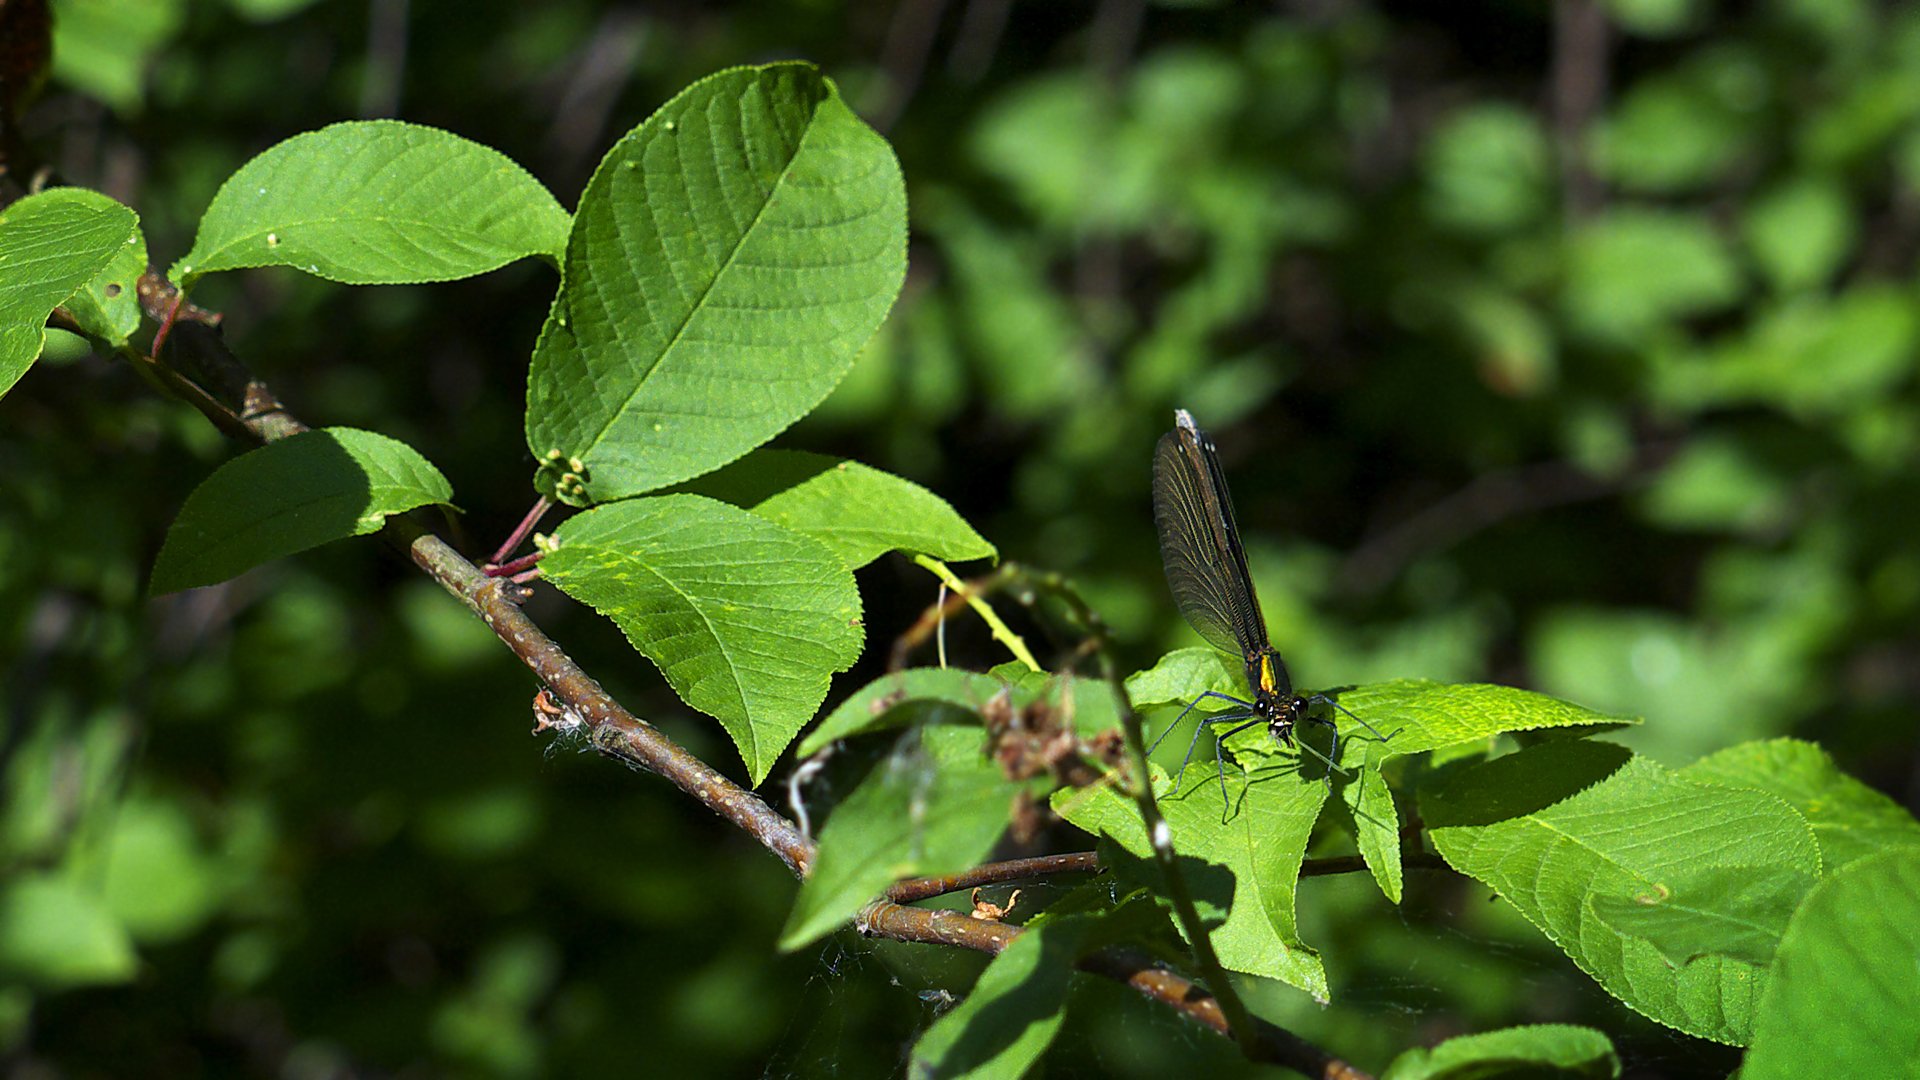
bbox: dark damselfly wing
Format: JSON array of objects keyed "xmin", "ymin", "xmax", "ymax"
[{"xmin": 1151, "ymin": 409, "xmax": 1271, "ymax": 661}]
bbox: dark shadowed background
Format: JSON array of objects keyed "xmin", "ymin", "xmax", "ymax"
[{"xmin": 4, "ymin": 0, "xmax": 1918, "ymax": 1075}]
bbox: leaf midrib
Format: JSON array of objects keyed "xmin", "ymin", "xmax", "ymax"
[{"xmin": 572, "ymin": 96, "xmax": 822, "ymax": 467}]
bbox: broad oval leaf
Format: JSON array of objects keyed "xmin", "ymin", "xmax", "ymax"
[
  {"xmin": 1421, "ymin": 740, "xmax": 1821, "ymax": 1045},
  {"xmin": 170, "ymin": 120, "xmax": 569, "ymax": 287},
  {"xmin": 1336, "ymin": 679, "xmax": 1638, "ymax": 905},
  {"xmin": 60, "ymin": 220, "xmax": 147, "ymax": 346},
  {"xmin": 524, "ymin": 63, "xmax": 908, "ymax": 503},
  {"xmin": 1382, "ymin": 1024, "xmax": 1620, "ymax": 1080},
  {"xmin": 1588, "ymin": 863, "xmax": 1816, "ymax": 968},
  {"xmin": 1682, "ymin": 738, "xmax": 1920, "ymax": 872},
  {"xmin": 0, "ymin": 874, "xmax": 138, "ymax": 989},
  {"xmin": 1743, "ymin": 850, "xmax": 1920, "ymax": 1080},
  {"xmin": 1054, "ymin": 735, "xmax": 1332, "ymax": 1000},
  {"xmin": 781, "ymin": 726, "xmax": 1015, "ymax": 950},
  {"xmin": 542, "ymin": 494, "xmax": 863, "ymax": 784},
  {"xmin": 911, "ymin": 914, "xmax": 1095, "ymax": 1079},
  {"xmin": 799, "ymin": 668, "xmax": 1007, "ymax": 758},
  {"xmin": 0, "ymin": 187, "xmax": 140, "ymax": 398},
  {"xmin": 150, "ymin": 427, "xmax": 454, "ymax": 594},
  {"xmin": 688, "ymin": 450, "xmax": 994, "ymax": 568}
]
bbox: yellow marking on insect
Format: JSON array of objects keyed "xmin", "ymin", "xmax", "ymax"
[{"xmin": 1258, "ymin": 654, "xmax": 1277, "ymax": 694}]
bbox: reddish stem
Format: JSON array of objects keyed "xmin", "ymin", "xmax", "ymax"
[
  {"xmin": 485, "ymin": 549, "xmax": 546, "ymax": 578},
  {"xmin": 488, "ymin": 495, "xmax": 553, "ymax": 567},
  {"xmin": 148, "ymin": 293, "xmax": 186, "ymax": 358}
]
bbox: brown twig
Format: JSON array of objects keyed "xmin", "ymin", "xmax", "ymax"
[
  {"xmin": 888, "ymin": 847, "xmax": 1450, "ymax": 904},
  {"xmin": 1552, "ymin": 0, "xmax": 1609, "ymax": 220},
  {"xmin": 887, "ymin": 851, "xmax": 1101, "ymax": 903},
  {"xmin": 858, "ymin": 901, "xmax": 1369, "ymax": 1080},
  {"xmin": 119, "ymin": 270, "xmax": 1372, "ymax": 1079}
]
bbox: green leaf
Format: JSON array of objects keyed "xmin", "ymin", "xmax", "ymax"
[
  {"xmin": 689, "ymin": 450, "xmax": 995, "ymax": 568},
  {"xmin": 1590, "ymin": 63, "xmax": 1753, "ymax": 193},
  {"xmin": 59, "ymin": 220, "xmax": 147, "ymax": 346},
  {"xmin": 1342, "ymin": 764, "xmax": 1405, "ymax": 904},
  {"xmin": 1053, "ymin": 736, "xmax": 1332, "ymax": 999},
  {"xmin": 0, "ymin": 187, "xmax": 140, "ymax": 398},
  {"xmin": 0, "ymin": 874, "xmax": 137, "ymax": 988},
  {"xmin": 1563, "ymin": 208, "xmax": 1741, "ymax": 344},
  {"xmin": 151, "ymin": 427, "xmax": 454, "ymax": 594},
  {"xmin": 1337, "ymin": 679, "xmax": 1638, "ymax": 763},
  {"xmin": 1334, "ymin": 680, "xmax": 1636, "ymax": 903},
  {"xmin": 1422, "ymin": 740, "xmax": 1821, "ymax": 1044},
  {"xmin": 1743, "ymin": 850, "xmax": 1920, "ymax": 1079},
  {"xmin": 1125, "ymin": 647, "xmax": 1240, "ymax": 709},
  {"xmin": 99, "ymin": 798, "xmax": 224, "ymax": 943},
  {"xmin": 1423, "ymin": 104, "xmax": 1552, "ymax": 233},
  {"xmin": 1743, "ymin": 177, "xmax": 1855, "ymax": 293},
  {"xmin": 171, "ymin": 120, "xmax": 569, "ymax": 288},
  {"xmin": 49, "ymin": 0, "xmax": 183, "ymax": 114},
  {"xmin": 1638, "ymin": 436, "xmax": 1790, "ymax": 533},
  {"xmin": 781, "ymin": 726, "xmax": 1013, "ymax": 950},
  {"xmin": 910, "ymin": 915, "xmax": 1094, "ymax": 1079},
  {"xmin": 1653, "ymin": 288, "xmax": 1918, "ymax": 420},
  {"xmin": 1590, "ymin": 863, "xmax": 1816, "ymax": 967},
  {"xmin": 799, "ymin": 668, "xmax": 1007, "ymax": 758},
  {"xmin": 1683, "ymin": 738, "xmax": 1920, "ymax": 872},
  {"xmin": 1383, "ymin": 1024, "xmax": 1620, "ymax": 1080},
  {"xmin": 524, "ymin": 63, "xmax": 907, "ymax": 504},
  {"xmin": 542, "ymin": 494, "xmax": 863, "ymax": 785}
]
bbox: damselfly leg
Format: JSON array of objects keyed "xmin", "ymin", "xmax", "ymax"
[{"xmin": 1147, "ymin": 690, "xmax": 1261, "ymax": 806}]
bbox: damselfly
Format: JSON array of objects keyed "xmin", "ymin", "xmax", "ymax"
[{"xmin": 1148, "ymin": 409, "xmax": 1386, "ymax": 802}]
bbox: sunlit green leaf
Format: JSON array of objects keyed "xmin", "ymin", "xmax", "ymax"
[
  {"xmin": 1743, "ymin": 850, "xmax": 1920, "ymax": 1079},
  {"xmin": 172, "ymin": 120, "xmax": 569, "ymax": 287},
  {"xmin": 98, "ymin": 798, "xmax": 224, "ymax": 943},
  {"xmin": 688, "ymin": 449, "xmax": 995, "ymax": 569},
  {"xmin": 0, "ymin": 187, "xmax": 140, "ymax": 398},
  {"xmin": 782, "ymin": 726, "xmax": 1014, "ymax": 950},
  {"xmin": 1423, "ymin": 740, "xmax": 1821, "ymax": 1044},
  {"xmin": 1589, "ymin": 863, "xmax": 1815, "ymax": 967},
  {"xmin": 1383, "ymin": 1023, "xmax": 1619, "ymax": 1080},
  {"xmin": 911, "ymin": 915, "xmax": 1094, "ymax": 1079},
  {"xmin": 1743, "ymin": 177, "xmax": 1855, "ymax": 293},
  {"xmin": 543, "ymin": 494, "xmax": 863, "ymax": 785},
  {"xmin": 49, "ymin": 0, "xmax": 183, "ymax": 114},
  {"xmin": 1563, "ymin": 208, "xmax": 1741, "ymax": 343},
  {"xmin": 150, "ymin": 427, "xmax": 453, "ymax": 594},
  {"xmin": 58, "ymin": 221, "xmax": 146, "ymax": 346},
  {"xmin": 800, "ymin": 668, "xmax": 1005, "ymax": 757},
  {"xmin": 1423, "ymin": 104, "xmax": 1551, "ymax": 233},
  {"xmin": 524, "ymin": 63, "xmax": 907, "ymax": 503},
  {"xmin": 1683, "ymin": 739, "xmax": 1920, "ymax": 871},
  {"xmin": 0, "ymin": 874, "xmax": 137, "ymax": 988},
  {"xmin": 1053, "ymin": 734, "xmax": 1331, "ymax": 999}
]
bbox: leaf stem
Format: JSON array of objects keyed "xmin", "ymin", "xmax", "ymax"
[
  {"xmin": 123, "ymin": 264, "xmax": 1371, "ymax": 1077},
  {"xmin": 488, "ymin": 494, "xmax": 552, "ymax": 567},
  {"xmin": 911, "ymin": 554, "xmax": 1041, "ymax": 672}
]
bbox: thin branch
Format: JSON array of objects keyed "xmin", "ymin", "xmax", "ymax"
[
  {"xmin": 1552, "ymin": 0, "xmax": 1609, "ymax": 220},
  {"xmin": 890, "ymin": 847, "xmax": 1450, "ymax": 904},
  {"xmin": 887, "ymin": 851, "xmax": 1100, "ymax": 903},
  {"xmin": 1101, "ymin": 635, "xmax": 1262, "ymax": 1057},
  {"xmin": 857, "ymin": 901, "xmax": 1371, "ymax": 1080},
  {"xmin": 121, "ymin": 270, "xmax": 1367, "ymax": 1076}
]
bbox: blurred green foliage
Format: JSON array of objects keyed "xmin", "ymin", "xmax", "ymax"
[{"xmin": 4, "ymin": 0, "xmax": 1919, "ymax": 1075}]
